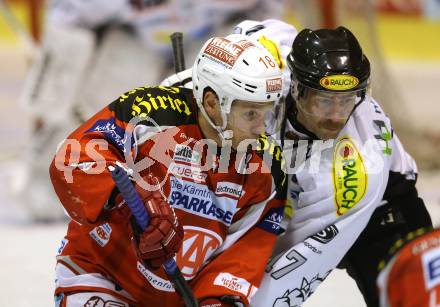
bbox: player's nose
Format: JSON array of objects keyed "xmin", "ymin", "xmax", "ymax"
[{"xmin": 250, "ymin": 118, "xmax": 266, "ymax": 136}]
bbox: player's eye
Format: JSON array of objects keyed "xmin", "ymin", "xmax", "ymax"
[
  {"xmin": 243, "ymin": 110, "xmax": 258, "ymax": 121},
  {"xmin": 317, "ymin": 98, "xmax": 333, "ymax": 106}
]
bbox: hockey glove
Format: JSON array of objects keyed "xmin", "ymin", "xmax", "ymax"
[{"xmin": 129, "ymin": 175, "xmax": 184, "ymax": 270}]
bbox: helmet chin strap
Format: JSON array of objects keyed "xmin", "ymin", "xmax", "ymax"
[{"xmin": 196, "ymin": 98, "xmax": 233, "ymax": 143}]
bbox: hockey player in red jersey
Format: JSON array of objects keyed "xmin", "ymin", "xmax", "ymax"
[
  {"xmin": 50, "ymin": 33, "xmax": 287, "ymax": 306},
  {"xmin": 19, "ymin": 0, "xmax": 286, "ymax": 222},
  {"xmin": 377, "ymin": 227, "xmax": 440, "ymax": 307}
]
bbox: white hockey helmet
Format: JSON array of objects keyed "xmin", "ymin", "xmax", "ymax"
[{"xmin": 192, "ymin": 34, "xmax": 284, "ymax": 134}]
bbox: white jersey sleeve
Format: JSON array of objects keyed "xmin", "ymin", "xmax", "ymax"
[
  {"xmin": 251, "ymin": 97, "xmax": 397, "ymax": 307},
  {"xmin": 232, "ymin": 19, "xmax": 297, "ymax": 97}
]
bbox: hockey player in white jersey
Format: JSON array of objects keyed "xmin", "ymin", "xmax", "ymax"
[
  {"xmin": 162, "ymin": 20, "xmax": 433, "ymax": 307},
  {"xmin": 250, "ymin": 25, "xmax": 432, "ymax": 307}
]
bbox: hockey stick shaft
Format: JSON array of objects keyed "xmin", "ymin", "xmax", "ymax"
[
  {"xmin": 108, "ymin": 165, "xmax": 198, "ymax": 307},
  {"xmin": 170, "ymin": 32, "xmax": 186, "ymax": 73}
]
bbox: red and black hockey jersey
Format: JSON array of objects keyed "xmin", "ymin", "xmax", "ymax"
[{"xmin": 50, "ymin": 85, "xmax": 286, "ymax": 306}]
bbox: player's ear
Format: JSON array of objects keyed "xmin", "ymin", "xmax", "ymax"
[
  {"xmin": 203, "ymin": 90, "xmax": 219, "ymax": 111},
  {"xmin": 202, "ymin": 89, "xmax": 223, "ymax": 126},
  {"xmin": 203, "ymin": 90, "xmax": 219, "ymax": 115}
]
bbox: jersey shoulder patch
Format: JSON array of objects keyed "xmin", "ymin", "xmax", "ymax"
[{"xmin": 109, "ymin": 86, "xmax": 197, "ymax": 126}]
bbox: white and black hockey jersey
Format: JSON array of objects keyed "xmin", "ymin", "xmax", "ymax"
[
  {"xmin": 250, "ymin": 95, "xmax": 419, "ymax": 307},
  {"xmin": 159, "ymin": 18, "xmax": 425, "ymax": 307}
]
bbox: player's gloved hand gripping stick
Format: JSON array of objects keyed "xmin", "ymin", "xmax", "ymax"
[{"xmin": 108, "ymin": 164, "xmax": 198, "ymax": 307}]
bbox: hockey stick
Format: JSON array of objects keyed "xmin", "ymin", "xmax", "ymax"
[
  {"xmin": 170, "ymin": 32, "xmax": 186, "ymax": 73},
  {"xmin": 108, "ymin": 164, "xmax": 198, "ymax": 307}
]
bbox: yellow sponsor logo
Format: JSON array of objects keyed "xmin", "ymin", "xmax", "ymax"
[
  {"xmin": 319, "ymin": 75, "xmax": 359, "ymax": 91},
  {"xmin": 332, "ymin": 137, "xmax": 367, "ymax": 216},
  {"xmin": 124, "ymin": 86, "xmax": 192, "ymax": 118}
]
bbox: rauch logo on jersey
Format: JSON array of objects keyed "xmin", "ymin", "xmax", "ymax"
[
  {"xmin": 177, "ymin": 226, "xmax": 223, "ymax": 280},
  {"xmin": 332, "ymin": 137, "xmax": 367, "ymax": 216},
  {"xmin": 169, "ymin": 177, "xmax": 237, "ymax": 225}
]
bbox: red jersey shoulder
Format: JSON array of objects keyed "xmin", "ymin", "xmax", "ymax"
[{"xmin": 108, "ymin": 86, "xmax": 197, "ymax": 127}]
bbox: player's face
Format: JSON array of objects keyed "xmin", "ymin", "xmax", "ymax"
[
  {"xmin": 227, "ymin": 100, "xmax": 275, "ymax": 149},
  {"xmin": 297, "ymin": 90, "xmax": 357, "ymax": 140}
]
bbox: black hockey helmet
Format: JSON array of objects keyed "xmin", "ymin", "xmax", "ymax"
[{"xmin": 287, "ymin": 26, "xmax": 370, "ymax": 94}]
